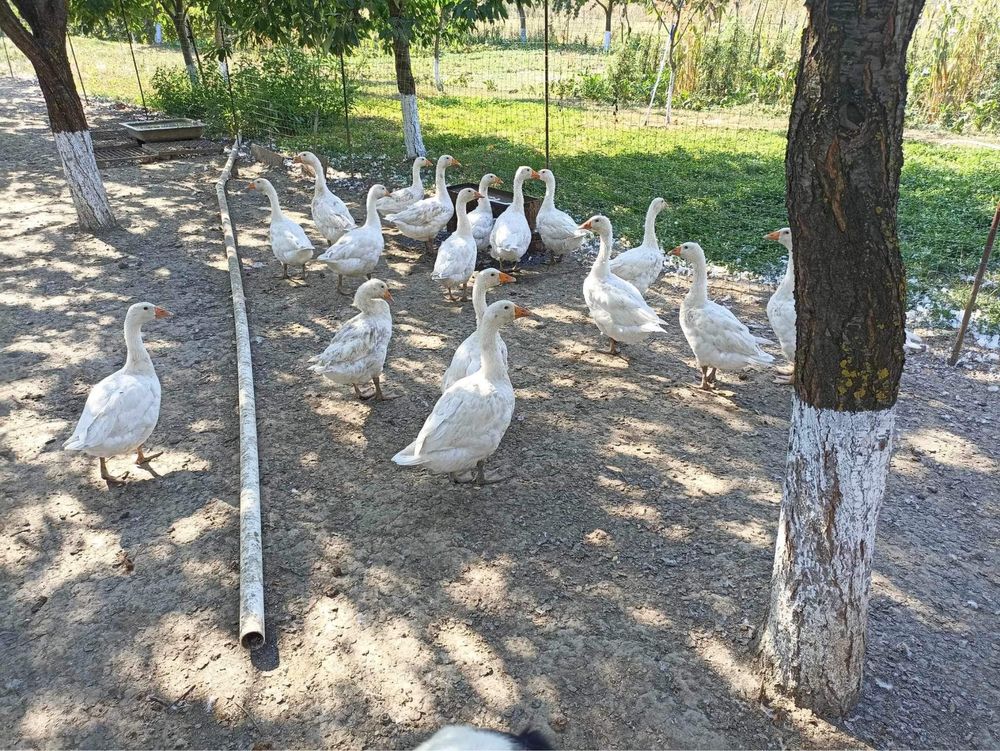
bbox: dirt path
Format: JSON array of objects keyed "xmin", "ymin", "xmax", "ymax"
[{"xmin": 2, "ymin": 76, "xmax": 998, "ymax": 749}]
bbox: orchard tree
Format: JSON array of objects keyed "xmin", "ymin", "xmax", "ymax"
[
  {"xmin": 1, "ymin": 0, "xmax": 116, "ymax": 229},
  {"xmin": 756, "ymin": 0, "xmax": 926, "ymax": 716},
  {"xmin": 554, "ymin": 0, "xmax": 621, "ymax": 52}
]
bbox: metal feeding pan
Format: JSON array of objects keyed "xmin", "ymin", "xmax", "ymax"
[
  {"xmin": 445, "ymin": 182, "xmax": 545, "ymax": 257},
  {"xmin": 121, "ymin": 118, "xmax": 206, "ymax": 143}
]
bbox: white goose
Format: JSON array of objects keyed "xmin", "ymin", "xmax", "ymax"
[
  {"xmin": 490, "ymin": 165, "xmax": 539, "ymax": 270},
  {"xmin": 763, "ymin": 227, "xmax": 796, "ymax": 383},
  {"xmin": 318, "ymin": 183, "xmax": 389, "ymax": 294},
  {"xmin": 309, "ymin": 278, "xmax": 393, "ymax": 400},
  {"xmin": 393, "ymin": 299, "xmax": 532, "ymax": 485},
  {"xmin": 246, "ymin": 177, "xmax": 314, "ymax": 279},
  {"xmin": 387, "ymin": 154, "xmax": 460, "ymax": 252},
  {"xmin": 672, "ymin": 241, "xmax": 774, "ymax": 390},
  {"xmin": 376, "ymin": 156, "xmax": 433, "ymax": 215},
  {"xmin": 293, "ymin": 151, "xmax": 357, "ymax": 245},
  {"xmin": 469, "ymin": 172, "xmax": 502, "ymax": 252},
  {"xmin": 609, "ymin": 197, "xmax": 669, "ymax": 295},
  {"xmin": 441, "ymin": 267, "xmax": 516, "ymax": 393},
  {"xmin": 64, "ymin": 302, "xmax": 171, "ymax": 486},
  {"xmin": 431, "ymin": 187, "xmax": 481, "ymax": 301},
  {"xmin": 581, "ymin": 215, "xmax": 667, "ymax": 356},
  {"xmin": 535, "ymin": 168, "xmax": 587, "ymax": 265}
]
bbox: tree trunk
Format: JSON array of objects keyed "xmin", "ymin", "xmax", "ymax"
[
  {"xmin": 388, "ymin": 0, "xmax": 426, "ymax": 157},
  {"xmin": 0, "ymin": 0, "xmax": 116, "ymax": 230},
  {"xmin": 164, "ymin": 0, "xmax": 197, "ymax": 86},
  {"xmin": 433, "ymin": 12, "xmax": 444, "ymax": 92},
  {"xmin": 214, "ymin": 19, "xmax": 229, "ymax": 82},
  {"xmin": 643, "ymin": 34, "xmax": 669, "ymax": 126},
  {"xmin": 517, "ymin": 3, "xmax": 527, "ymax": 43},
  {"xmin": 756, "ymin": 0, "xmax": 926, "ymax": 718},
  {"xmin": 664, "ymin": 20, "xmax": 678, "ymax": 125},
  {"xmin": 600, "ymin": 1, "xmax": 614, "ymax": 52}
]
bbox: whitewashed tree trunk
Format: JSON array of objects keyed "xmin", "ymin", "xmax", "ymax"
[
  {"xmin": 664, "ymin": 65, "xmax": 676, "ymax": 124},
  {"xmin": 154, "ymin": 22, "xmax": 162, "ymax": 44},
  {"xmin": 643, "ymin": 36, "xmax": 670, "ymax": 126},
  {"xmin": 433, "ymin": 55, "xmax": 443, "ymax": 91},
  {"xmin": 518, "ymin": 5, "xmax": 527, "ymax": 43},
  {"xmin": 54, "ymin": 130, "xmax": 116, "ymax": 230},
  {"xmin": 400, "ymin": 94, "xmax": 426, "ymax": 158},
  {"xmin": 602, "ymin": 30, "xmax": 612, "ymax": 52},
  {"xmin": 758, "ymin": 397, "xmax": 896, "ymax": 716}
]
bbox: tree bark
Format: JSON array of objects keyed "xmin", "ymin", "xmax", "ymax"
[
  {"xmin": 388, "ymin": 0, "xmax": 426, "ymax": 157},
  {"xmin": 597, "ymin": 0, "xmax": 613, "ymax": 51},
  {"xmin": 164, "ymin": 0, "xmax": 197, "ymax": 86},
  {"xmin": 517, "ymin": 2, "xmax": 527, "ymax": 43},
  {"xmin": 757, "ymin": 0, "xmax": 926, "ymax": 717},
  {"xmin": 0, "ymin": 0, "xmax": 116, "ymax": 229},
  {"xmin": 433, "ymin": 10, "xmax": 444, "ymax": 92},
  {"xmin": 664, "ymin": 16, "xmax": 679, "ymax": 124},
  {"xmin": 214, "ymin": 19, "xmax": 230, "ymax": 81}
]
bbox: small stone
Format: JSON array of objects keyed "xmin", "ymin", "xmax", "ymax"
[
  {"xmin": 965, "ymin": 600, "xmax": 979, "ymax": 610},
  {"xmin": 30, "ymin": 596, "xmax": 47, "ymax": 614}
]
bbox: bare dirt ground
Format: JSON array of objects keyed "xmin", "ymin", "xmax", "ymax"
[{"xmin": 2, "ymin": 76, "xmax": 999, "ymax": 749}]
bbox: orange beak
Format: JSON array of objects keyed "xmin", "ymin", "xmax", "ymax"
[
  {"xmin": 530, "ymin": 170, "xmax": 541, "ymax": 179},
  {"xmin": 451, "ymin": 158, "xmax": 462, "ymax": 166},
  {"xmin": 246, "ymin": 182, "xmax": 256, "ymax": 190},
  {"xmin": 383, "ymin": 289, "xmax": 393, "ymax": 302},
  {"xmin": 670, "ymin": 245, "xmax": 683, "ymax": 255},
  {"xmin": 764, "ymin": 230, "xmax": 781, "ymax": 241},
  {"xmin": 292, "ymin": 154, "xmax": 302, "ymax": 164},
  {"xmin": 423, "ymin": 158, "xmax": 433, "ymax": 166},
  {"xmin": 579, "ymin": 219, "xmax": 593, "ymax": 231},
  {"xmin": 498, "ymin": 271, "xmax": 516, "ymax": 284},
  {"xmin": 493, "ymin": 177, "xmax": 503, "ymax": 186},
  {"xmin": 514, "ymin": 305, "xmax": 532, "ymax": 319},
  {"xmin": 154, "ymin": 306, "xmax": 171, "ymax": 318},
  {"xmin": 472, "ymin": 191, "xmax": 484, "ymax": 200}
]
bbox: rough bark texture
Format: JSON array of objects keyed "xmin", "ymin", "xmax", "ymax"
[
  {"xmin": 758, "ymin": 0, "xmax": 926, "ymax": 718},
  {"xmin": 164, "ymin": 0, "xmax": 198, "ymax": 86},
  {"xmin": 0, "ymin": 0, "xmax": 116, "ymax": 229},
  {"xmin": 517, "ymin": 3, "xmax": 527, "ymax": 43},
  {"xmin": 388, "ymin": 0, "xmax": 425, "ymax": 157},
  {"xmin": 598, "ymin": 0, "xmax": 613, "ymax": 51}
]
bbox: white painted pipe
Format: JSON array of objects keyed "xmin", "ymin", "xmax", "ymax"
[{"xmin": 215, "ymin": 137, "xmax": 266, "ymax": 650}]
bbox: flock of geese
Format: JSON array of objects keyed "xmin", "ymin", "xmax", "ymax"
[{"xmin": 62, "ymin": 151, "xmax": 892, "ymax": 487}]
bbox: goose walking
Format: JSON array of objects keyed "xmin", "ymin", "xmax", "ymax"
[
  {"xmin": 763, "ymin": 227, "xmax": 796, "ymax": 383},
  {"xmin": 246, "ymin": 177, "xmax": 314, "ymax": 280},
  {"xmin": 63, "ymin": 302, "xmax": 171, "ymax": 487},
  {"xmin": 377, "ymin": 156, "xmax": 433, "ymax": 215},
  {"xmin": 317, "ymin": 183, "xmax": 389, "ymax": 294},
  {"xmin": 581, "ymin": 215, "xmax": 667, "ymax": 356},
  {"xmin": 489, "ymin": 166, "xmax": 538, "ymax": 271},
  {"xmin": 431, "ymin": 187, "xmax": 481, "ymax": 301},
  {"xmin": 309, "ymin": 278, "xmax": 394, "ymax": 400},
  {"xmin": 469, "ymin": 173, "xmax": 502, "ymax": 252},
  {"xmin": 609, "ymin": 197, "xmax": 669, "ymax": 295},
  {"xmin": 387, "ymin": 154, "xmax": 461, "ymax": 253},
  {"xmin": 393, "ymin": 300, "xmax": 532, "ymax": 485},
  {"xmin": 441, "ymin": 267, "xmax": 516, "ymax": 393},
  {"xmin": 535, "ymin": 168, "xmax": 587, "ymax": 265},
  {"xmin": 293, "ymin": 151, "xmax": 357, "ymax": 245},
  {"xmin": 672, "ymin": 241, "xmax": 774, "ymax": 390}
]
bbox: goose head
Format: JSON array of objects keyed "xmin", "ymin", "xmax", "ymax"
[
  {"xmin": 764, "ymin": 227, "xmax": 793, "ymax": 250},
  {"xmin": 438, "ymin": 154, "xmax": 461, "ymax": 169},
  {"xmin": 483, "ymin": 299, "xmax": 533, "ymax": 328},
  {"xmin": 671, "ymin": 241, "xmax": 706, "ymax": 264},
  {"xmin": 514, "ymin": 165, "xmax": 539, "ymax": 183},
  {"xmin": 475, "ymin": 267, "xmax": 516, "ymax": 290},
  {"xmin": 292, "ymin": 151, "xmax": 320, "ymax": 167},
  {"xmin": 127, "ymin": 301, "xmax": 171, "ymax": 325},
  {"xmin": 537, "ymin": 168, "xmax": 557, "ymax": 187},
  {"xmin": 367, "ymin": 184, "xmax": 390, "ymax": 201},
  {"xmin": 245, "ymin": 178, "xmax": 272, "ymax": 192},
  {"xmin": 578, "ymin": 214, "xmax": 612, "ymax": 238},
  {"xmin": 649, "ymin": 196, "xmax": 668, "ymax": 213},
  {"xmin": 456, "ymin": 187, "xmax": 482, "ymax": 206},
  {"xmin": 417, "ymin": 156, "xmax": 434, "ymax": 168},
  {"xmin": 354, "ymin": 277, "xmax": 393, "ymax": 308},
  {"xmin": 479, "ymin": 173, "xmax": 502, "ymax": 190}
]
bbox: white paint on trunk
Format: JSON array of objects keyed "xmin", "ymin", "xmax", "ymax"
[
  {"xmin": 664, "ymin": 65, "xmax": 677, "ymax": 125},
  {"xmin": 154, "ymin": 22, "xmax": 162, "ymax": 44},
  {"xmin": 400, "ymin": 93, "xmax": 426, "ymax": 158},
  {"xmin": 643, "ymin": 36, "xmax": 669, "ymax": 126},
  {"xmin": 433, "ymin": 55, "xmax": 443, "ymax": 92},
  {"xmin": 758, "ymin": 396, "xmax": 897, "ymax": 716},
  {"xmin": 53, "ymin": 130, "xmax": 116, "ymax": 230},
  {"xmin": 602, "ymin": 30, "xmax": 612, "ymax": 52},
  {"xmin": 219, "ymin": 59, "xmax": 230, "ymax": 82}
]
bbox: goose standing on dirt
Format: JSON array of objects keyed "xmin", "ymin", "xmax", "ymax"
[
  {"xmin": 293, "ymin": 151, "xmax": 357, "ymax": 245},
  {"xmin": 246, "ymin": 177, "xmax": 314, "ymax": 280},
  {"xmin": 535, "ymin": 168, "xmax": 587, "ymax": 265},
  {"xmin": 377, "ymin": 156, "xmax": 433, "ymax": 216},
  {"xmin": 581, "ymin": 215, "xmax": 667, "ymax": 356},
  {"xmin": 431, "ymin": 187, "xmax": 482, "ymax": 301},
  {"xmin": 309, "ymin": 278, "xmax": 394, "ymax": 400},
  {"xmin": 441, "ymin": 267, "xmax": 516, "ymax": 392},
  {"xmin": 415, "ymin": 725, "xmax": 552, "ymax": 751},
  {"xmin": 609, "ymin": 197, "xmax": 669, "ymax": 295},
  {"xmin": 386, "ymin": 154, "xmax": 461, "ymax": 253},
  {"xmin": 318, "ymin": 184, "xmax": 389, "ymax": 294},
  {"xmin": 672, "ymin": 241, "xmax": 774, "ymax": 390},
  {"xmin": 469, "ymin": 172, "xmax": 502, "ymax": 252},
  {"xmin": 490, "ymin": 166, "xmax": 538, "ymax": 271},
  {"xmin": 393, "ymin": 300, "xmax": 532, "ymax": 485},
  {"xmin": 763, "ymin": 227, "xmax": 796, "ymax": 383},
  {"xmin": 63, "ymin": 302, "xmax": 171, "ymax": 487}
]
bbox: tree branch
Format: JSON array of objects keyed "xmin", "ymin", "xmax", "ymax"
[{"xmin": 0, "ymin": 0, "xmax": 41, "ymax": 62}]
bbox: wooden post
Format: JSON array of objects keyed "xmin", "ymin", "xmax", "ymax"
[
  {"xmin": 543, "ymin": 0, "xmax": 550, "ymax": 168},
  {"xmin": 949, "ymin": 201, "xmax": 1000, "ymax": 365}
]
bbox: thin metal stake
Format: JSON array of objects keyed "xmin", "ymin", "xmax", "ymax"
[
  {"xmin": 218, "ymin": 18, "xmax": 240, "ymax": 137},
  {"xmin": 118, "ymin": 0, "xmax": 147, "ymax": 115},
  {"xmin": 339, "ymin": 50, "xmax": 352, "ymax": 155},
  {"xmin": 949, "ymin": 200, "xmax": 1000, "ymax": 366},
  {"xmin": 543, "ymin": 0, "xmax": 550, "ymax": 169},
  {"xmin": 187, "ymin": 17, "xmax": 205, "ymax": 82},
  {"xmin": 2, "ymin": 34, "xmax": 14, "ymax": 78},
  {"xmin": 67, "ymin": 34, "xmax": 88, "ymax": 104}
]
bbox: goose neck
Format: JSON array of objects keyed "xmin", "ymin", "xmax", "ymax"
[
  {"xmin": 776, "ymin": 248, "xmax": 795, "ymax": 295},
  {"xmin": 541, "ymin": 176, "xmax": 556, "ymax": 210},
  {"xmin": 455, "ymin": 198, "xmax": 472, "ymax": 235},
  {"xmin": 410, "ymin": 160, "xmax": 424, "ymax": 189},
  {"xmin": 591, "ymin": 228, "xmax": 613, "ymax": 277},
  {"xmin": 434, "ymin": 162, "xmax": 448, "ymax": 198},
  {"xmin": 687, "ymin": 252, "xmax": 709, "ymax": 306},
  {"xmin": 262, "ymin": 182, "xmax": 283, "ymax": 222},
  {"xmin": 477, "ymin": 318, "xmax": 508, "ymax": 382},
  {"xmin": 642, "ymin": 203, "xmax": 661, "ymax": 248},
  {"xmin": 364, "ymin": 189, "xmax": 381, "ymax": 228},
  {"xmin": 472, "ymin": 278, "xmax": 489, "ymax": 324},
  {"xmin": 123, "ymin": 317, "xmax": 153, "ymax": 373}
]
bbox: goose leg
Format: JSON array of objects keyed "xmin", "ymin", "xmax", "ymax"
[
  {"xmin": 425, "ymin": 239, "xmax": 436, "ymax": 255},
  {"xmin": 353, "ymin": 383, "xmax": 373, "ymax": 400},
  {"xmin": 277, "ymin": 263, "xmax": 289, "ymax": 279},
  {"xmin": 547, "ymin": 250, "xmax": 555, "ymax": 267},
  {"xmin": 337, "ymin": 274, "xmax": 350, "ymax": 296},
  {"xmin": 460, "ymin": 281, "xmax": 469, "ymax": 301},
  {"xmin": 699, "ymin": 366, "xmax": 715, "ymax": 391},
  {"xmin": 474, "ymin": 460, "xmax": 501, "ymax": 486},
  {"xmin": 135, "ymin": 445, "xmax": 162, "ymax": 465},
  {"xmin": 446, "ymin": 287, "xmax": 459, "ymax": 302},
  {"xmin": 372, "ymin": 375, "xmax": 391, "ymax": 401},
  {"xmin": 707, "ymin": 368, "xmax": 718, "ymax": 384},
  {"xmin": 609, "ymin": 338, "xmax": 619, "ymax": 355},
  {"xmin": 100, "ymin": 458, "xmax": 128, "ymax": 487},
  {"xmin": 300, "ymin": 263, "xmax": 308, "ymax": 280}
]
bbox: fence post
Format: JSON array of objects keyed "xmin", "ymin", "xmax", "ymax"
[
  {"xmin": 187, "ymin": 17, "xmax": 206, "ymax": 82},
  {"xmin": 67, "ymin": 34, "xmax": 88, "ymax": 104},
  {"xmin": 544, "ymin": 0, "xmax": 550, "ymax": 169},
  {"xmin": 117, "ymin": 0, "xmax": 148, "ymax": 115},
  {"xmin": 339, "ymin": 50, "xmax": 352, "ymax": 156},
  {"xmin": 949, "ymin": 201, "xmax": 1000, "ymax": 365}
]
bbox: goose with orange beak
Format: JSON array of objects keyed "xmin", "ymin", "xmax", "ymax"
[
  {"xmin": 763, "ymin": 227, "xmax": 797, "ymax": 383},
  {"xmin": 580, "ymin": 214, "xmax": 668, "ymax": 356},
  {"xmin": 535, "ymin": 168, "xmax": 588, "ymax": 265},
  {"xmin": 672, "ymin": 241, "xmax": 773, "ymax": 390},
  {"xmin": 386, "ymin": 154, "xmax": 461, "ymax": 253},
  {"xmin": 246, "ymin": 177, "xmax": 314, "ymax": 280},
  {"xmin": 431, "ymin": 187, "xmax": 484, "ymax": 301},
  {"xmin": 376, "ymin": 156, "xmax": 433, "ymax": 216},
  {"xmin": 64, "ymin": 302, "xmax": 172, "ymax": 487},
  {"xmin": 469, "ymin": 173, "xmax": 503, "ymax": 252},
  {"xmin": 441, "ymin": 268, "xmax": 517, "ymax": 392},
  {"xmin": 394, "ymin": 300, "xmax": 532, "ymax": 485},
  {"xmin": 293, "ymin": 151, "xmax": 357, "ymax": 245},
  {"xmin": 309, "ymin": 278, "xmax": 395, "ymax": 401},
  {"xmin": 489, "ymin": 166, "xmax": 540, "ymax": 271}
]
